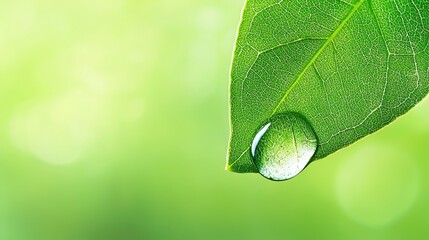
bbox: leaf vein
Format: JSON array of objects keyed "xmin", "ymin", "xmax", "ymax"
[{"xmin": 270, "ymin": 0, "xmax": 366, "ymax": 116}]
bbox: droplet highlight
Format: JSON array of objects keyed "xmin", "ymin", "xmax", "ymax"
[{"xmin": 251, "ymin": 112, "xmax": 318, "ymax": 181}]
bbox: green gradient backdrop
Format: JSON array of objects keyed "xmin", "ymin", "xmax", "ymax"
[{"xmin": 0, "ymin": 1, "xmax": 428, "ymax": 239}]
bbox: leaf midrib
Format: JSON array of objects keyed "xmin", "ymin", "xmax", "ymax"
[
  {"xmin": 228, "ymin": 0, "xmax": 366, "ymax": 169},
  {"xmin": 270, "ymin": 0, "xmax": 366, "ymax": 116}
]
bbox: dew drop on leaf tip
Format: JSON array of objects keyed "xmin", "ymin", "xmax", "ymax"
[{"xmin": 251, "ymin": 112, "xmax": 318, "ymax": 181}]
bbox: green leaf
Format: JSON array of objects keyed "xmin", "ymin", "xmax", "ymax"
[{"xmin": 227, "ymin": 0, "xmax": 429, "ymax": 173}]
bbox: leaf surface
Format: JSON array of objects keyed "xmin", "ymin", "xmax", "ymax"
[{"xmin": 227, "ymin": 0, "xmax": 429, "ymax": 172}]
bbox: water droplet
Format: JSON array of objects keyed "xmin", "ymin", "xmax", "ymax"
[{"xmin": 251, "ymin": 112, "xmax": 318, "ymax": 181}]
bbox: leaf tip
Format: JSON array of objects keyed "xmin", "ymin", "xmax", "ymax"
[{"xmin": 225, "ymin": 163, "xmax": 233, "ymax": 172}]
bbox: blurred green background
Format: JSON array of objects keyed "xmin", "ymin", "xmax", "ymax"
[{"xmin": 0, "ymin": 0, "xmax": 428, "ymax": 239}]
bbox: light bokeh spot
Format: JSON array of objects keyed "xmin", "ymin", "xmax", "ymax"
[
  {"xmin": 336, "ymin": 144, "xmax": 420, "ymax": 227},
  {"xmin": 10, "ymin": 91, "xmax": 106, "ymax": 164}
]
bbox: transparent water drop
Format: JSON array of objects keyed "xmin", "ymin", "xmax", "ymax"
[{"xmin": 251, "ymin": 112, "xmax": 318, "ymax": 181}]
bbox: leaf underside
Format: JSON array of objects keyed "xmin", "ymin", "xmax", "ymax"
[{"xmin": 227, "ymin": 0, "xmax": 429, "ymax": 173}]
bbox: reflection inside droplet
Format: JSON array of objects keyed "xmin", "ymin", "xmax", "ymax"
[
  {"xmin": 251, "ymin": 122, "xmax": 271, "ymax": 156},
  {"xmin": 251, "ymin": 112, "xmax": 318, "ymax": 181}
]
